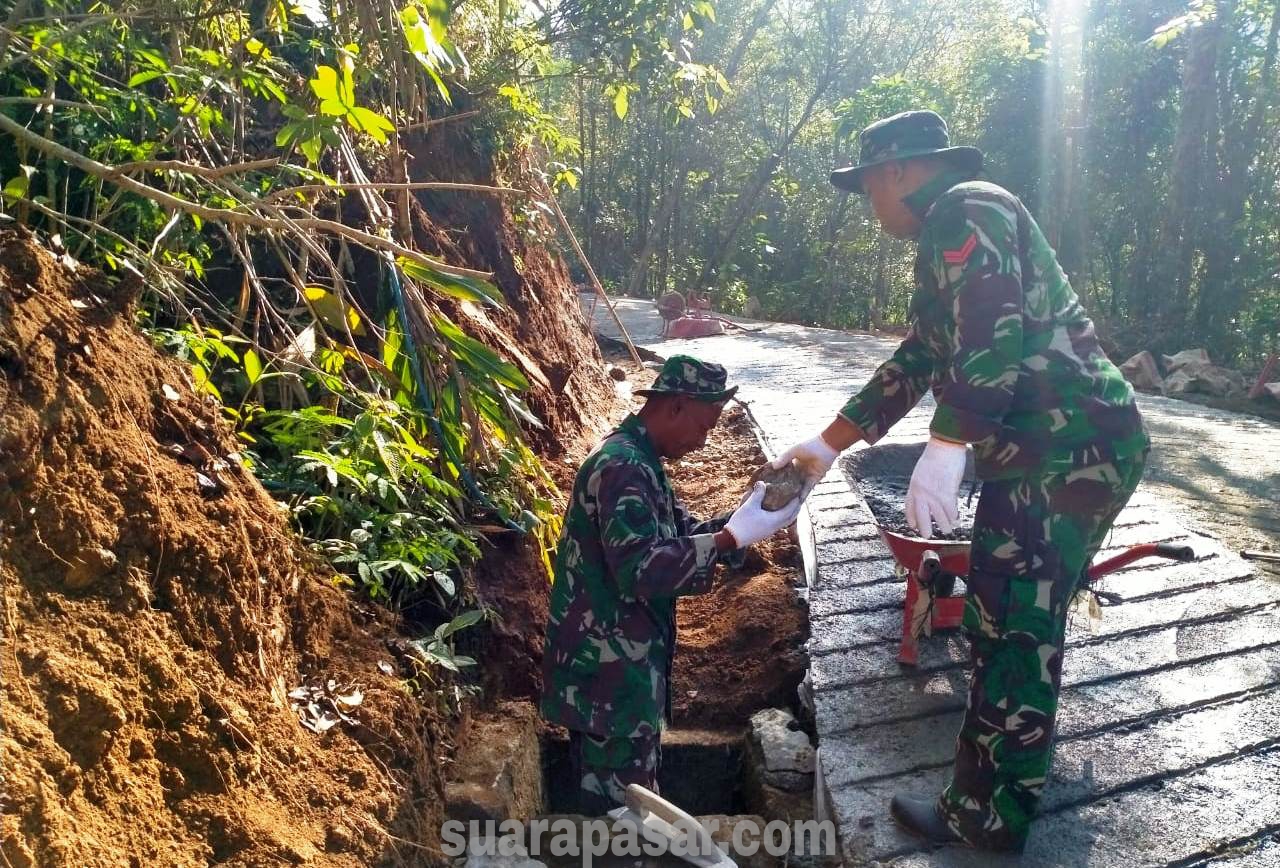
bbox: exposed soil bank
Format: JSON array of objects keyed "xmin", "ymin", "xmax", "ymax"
[{"xmin": 0, "ymin": 232, "xmax": 445, "ymax": 867}]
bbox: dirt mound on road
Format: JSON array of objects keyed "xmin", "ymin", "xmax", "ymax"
[{"xmin": 0, "ymin": 231, "xmax": 446, "ymax": 867}]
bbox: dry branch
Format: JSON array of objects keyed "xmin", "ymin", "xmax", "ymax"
[
  {"xmin": 0, "ymin": 112, "xmax": 491, "ymax": 281},
  {"xmin": 258, "ymin": 180, "xmax": 524, "ymax": 205}
]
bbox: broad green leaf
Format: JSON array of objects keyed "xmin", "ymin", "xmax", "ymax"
[
  {"xmin": 134, "ymin": 48, "xmax": 169, "ymax": 70},
  {"xmin": 300, "ymin": 135, "xmax": 324, "ymax": 164},
  {"xmin": 127, "ymin": 70, "xmax": 164, "ymax": 87},
  {"xmin": 432, "ymin": 314, "xmax": 529, "ymax": 391},
  {"xmin": 2, "ymin": 174, "xmax": 29, "ymax": 203},
  {"xmin": 304, "ymin": 285, "xmax": 365, "ymax": 334},
  {"xmin": 192, "ymin": 365, "xmax": 222, "ymax": 401},
  {"xmin": 243, "ymin": 349, "xmax": 263, "ymax": 385},
  {"xmin": 347, "ymin": 105, "xmax": 394, "ymax": 142},
  {"xmin": 275, "ymin": 122, "xmax": 299, "ymax": 147},
  {"xmin": 310, "ymin": 65, "xmax": 348, "ymax": 115},
  {"xmin": 437, "ymin": 608, "xmax": 483, "ymax": 639},
  {"xmin": 613, "ymin": 85, "xmax": 629, "ymax": 120},
  {"xmin": 400, "ymin": 3, "xmax": 456, "ymax": 102}
]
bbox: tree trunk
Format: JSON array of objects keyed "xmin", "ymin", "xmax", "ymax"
[
  {"xmin": 1194, "ymin": 0, "xmax": 1280, "ymax": 356},
  {"xmin": 617, "ymin": 0, "xmax": 780, "ymax": 300},
  {"xmin": 1146, "ymin": 12, "xmax": 1222, "ymax": 348}
]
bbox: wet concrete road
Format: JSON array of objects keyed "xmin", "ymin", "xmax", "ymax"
[{"xmin": 587, "ymin": 296, "xmax": 1280, "ymax": 866}]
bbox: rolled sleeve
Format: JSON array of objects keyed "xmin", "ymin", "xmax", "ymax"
[{"xmin": 840, "ymin": 325, "xmax": 934, "ymax": 444}]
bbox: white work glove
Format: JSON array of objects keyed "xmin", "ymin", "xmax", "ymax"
[
  {"xmin": 771, "ymin": 433, "xmax": 840, "ymax": 492},
  {"xmin": 724, "ymin": 482, "xmax": 803, "ymax": 548},
  {"xmin": 905, "ymin": 438, "xmax": 968, "ymax": 540}
]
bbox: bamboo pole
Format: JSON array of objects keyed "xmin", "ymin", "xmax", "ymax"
[{"xmin": 544, "ymin": 188, "xmax": 643, "ymax": 367}]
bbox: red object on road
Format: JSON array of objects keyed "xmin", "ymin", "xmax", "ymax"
[
  {"xmin": 1248, "ymin": 352, "xmax": 1278, "ymax": 400},
  {"xmin": 878, "ymin": 526, "xmax": 1196, "ymax": 666},
  {"xmin": 656, "ymin": 290, "xmax": 735, "ymax": 338}
]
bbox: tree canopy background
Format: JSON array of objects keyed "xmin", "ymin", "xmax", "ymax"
[{"xmin": 549, "ymin": 0, "xmax": 1280, "ymax": 368}]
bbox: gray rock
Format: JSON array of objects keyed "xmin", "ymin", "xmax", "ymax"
[
  {"xmin": 749, "ymin": 708, "xmax": 815, "ymax": 792},
  {"xmin": 1163, "ymin": 369, "xmax": 1197, "ymax": 396},
  {"xmin": 1163, "ymin": 364, "xmax": 1246, "ymax": 398},
  {"xmin": 749, "ymin": 462, "xmax": 804, "ymax": 511},
  {"xmin": 1196, "ymin": 365, "xmax": 1245, "ymax": 397},
  {"xmin": 1162, "ymin": 348, "xmax": 1212, "ymax": 373},
  {"xmin": 1119, "ymin": 351, "xmax": 1164, "ymax": 393}
]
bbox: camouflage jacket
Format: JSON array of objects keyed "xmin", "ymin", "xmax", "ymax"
[
  {"xmin": 842, "ymin": 174, "xmax": 1148, "ymax": 479},
  {"xmin": 540, "ymin": 414, "xmax": 727, "ymax": 739}
]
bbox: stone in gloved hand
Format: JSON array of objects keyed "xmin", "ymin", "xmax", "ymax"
[{"xmin": 749, "ymin": 460, "xmax": 806, "ymax": 511}]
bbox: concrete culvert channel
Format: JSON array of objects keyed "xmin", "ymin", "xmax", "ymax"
[{"xmin": 444, "ymin": 708, "xmax": 839, "ymax": 868}]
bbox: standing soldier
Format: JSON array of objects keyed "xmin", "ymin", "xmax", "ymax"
[
  {"xmin": 542, "ymin": 355, "xmax": 801, "ymax": 815},
  {"xmin": 773, "ymin": 111, "xmax": 1149, "ymax": 851}
]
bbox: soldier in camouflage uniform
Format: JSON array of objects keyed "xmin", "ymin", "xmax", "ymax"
[
  {"xmin": 542, "ymin": 355, "xmax": 802, "ymax": 815},
  {"xmin": 774, "ymin": 111, "xmax": 1149, "ymax": 851}
]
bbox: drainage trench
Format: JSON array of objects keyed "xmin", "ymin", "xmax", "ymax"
[{"xmin": 445, "ymin": 400, "xmax": 831, "ymax": 866}]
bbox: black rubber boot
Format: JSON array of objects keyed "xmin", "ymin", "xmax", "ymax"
[{"xmin": 890, "ymin": 793, "xmax": 964, "ymax": 846}]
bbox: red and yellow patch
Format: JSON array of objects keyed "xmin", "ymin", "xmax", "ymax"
[{"xmin": 942, "ymin": 233, "xmax": 978, "ymax": 266}]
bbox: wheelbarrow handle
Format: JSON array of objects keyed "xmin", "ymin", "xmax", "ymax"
[
  {"xmin": 1088, "ymin": 542, "xmax": 1198, "ymax": 580},
  {"xmin": 1155, "ymin": 542, "xmax": 1196, "ymax": 562}
]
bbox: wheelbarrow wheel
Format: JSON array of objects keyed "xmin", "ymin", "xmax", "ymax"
[{"xmin": 932, "ymin": 572, "xmax": 957, "ymax": 597}]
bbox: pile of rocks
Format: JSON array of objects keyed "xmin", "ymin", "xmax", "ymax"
[{"xmin": 1119, "ymin": 347, "xmax": 1275, "ymax": 400}]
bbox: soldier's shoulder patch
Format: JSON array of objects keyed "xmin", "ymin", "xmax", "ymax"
[{"xmin": 942, "ymin": 233, "xmax": 978, "ymax": 266}]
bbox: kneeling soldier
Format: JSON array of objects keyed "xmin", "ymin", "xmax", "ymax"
[{"xmin": 541, "ymin": 355, "xmax": 801, "ymax": 815}]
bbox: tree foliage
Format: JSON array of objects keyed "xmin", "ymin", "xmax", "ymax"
[{"xmin": 550, "ymin": 0, "xmax": 1280, "ymax": 367}]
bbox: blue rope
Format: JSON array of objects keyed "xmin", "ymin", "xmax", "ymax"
[{"xmin": 383, "ymin": 257, "xmax": 524, "ymax": 534}]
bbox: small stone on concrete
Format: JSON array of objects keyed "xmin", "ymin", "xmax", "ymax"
[{"xmin": 749, "ymin": 708, "xmax": 815, "ymax": 792}]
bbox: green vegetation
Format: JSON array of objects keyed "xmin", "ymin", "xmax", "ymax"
[{"xmin": 551, "ymin": 0, "xmax": 1280, "ymax": 367}]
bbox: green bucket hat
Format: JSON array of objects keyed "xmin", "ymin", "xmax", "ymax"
[
  {"xmin": 830, "ymin": 110, "xmax": 984, "ymax": 194},
  {"xmin": 634, "ymin": 354, "xmax": 738, "ymax": 402}
]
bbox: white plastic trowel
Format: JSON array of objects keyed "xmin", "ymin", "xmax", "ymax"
[{"xmin": 607, "ymin": 784, "xmax": 737, "ymax": 868}]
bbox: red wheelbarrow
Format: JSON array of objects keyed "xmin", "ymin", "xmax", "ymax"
[{"xmin": 878, "ymin": 526, "xmax": 1197, "ymax": 666}]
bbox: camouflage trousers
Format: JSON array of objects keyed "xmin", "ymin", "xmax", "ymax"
[
  {"xmin": 569, "ymin": 729, "xmax": 662, "ymax": 816},
  {"xmin": 939, "ymin": 454, "xmax": 1146, "ymax": 850}
]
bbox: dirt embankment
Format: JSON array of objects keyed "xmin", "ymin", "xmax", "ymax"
[
  {"xmin": 0, "ymin": 232, "xmax": 446, "ymax": 867},
  {"xmin": 669, "ymin": 406, "xmax": 809, "ymax": 727}
]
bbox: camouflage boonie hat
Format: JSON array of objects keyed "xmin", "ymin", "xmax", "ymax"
[
  {"xmin": 830, "ymin": 110, "xmax": 984, "ymax": 194},
  {"xmin": 633, "ymin": 354, "xmax": 738, "ymax": 402}
]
